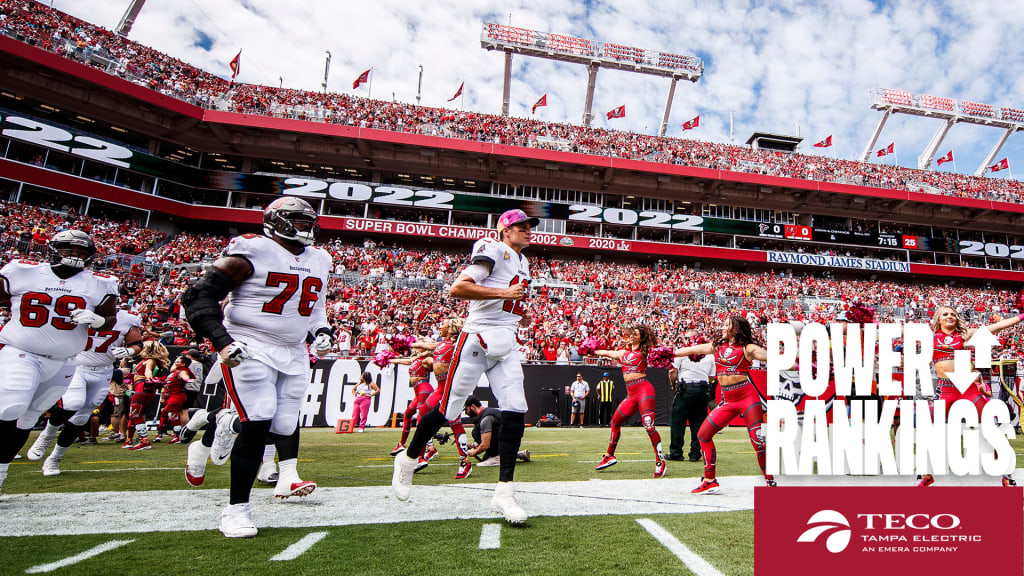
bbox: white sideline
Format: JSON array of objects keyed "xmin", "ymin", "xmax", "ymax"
[
  {"xmin": 270, "ymin": 531, "xmax": 328, "ymax": 561},
  {"xmin": 24, "ymin": 539, "xmax": 134, "ymax": 573},
  {"xmin": 478, "ymin": 524, "xmax": 501, "ymax": 549},
  {"xmin": 636, "ymin": 519, "xmax": 725, "ymax": 576}
]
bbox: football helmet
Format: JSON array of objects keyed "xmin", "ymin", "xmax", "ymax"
[
  {"xmin": 263, "ymin": 197, "xmax": 319, "ymax": 246},
  {"xmin": 48, "ymin": 230, "xmax": 96, "ymax": 269}
]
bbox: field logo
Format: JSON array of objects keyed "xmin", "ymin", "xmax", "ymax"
[{"xmin": 797, "ymin": 510, "xmax": 851, "ymax": 553}]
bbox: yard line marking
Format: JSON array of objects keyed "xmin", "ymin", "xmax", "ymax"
[
  {"xmin": 270, "ymin": 531, "xmax": 328, "ymax": 561},
  {"xmin": 38, "ymin": 467, "xmax": 181, "ymax": 473},
  {"xmin": 25, "ymin": 539, "xmax": 134, "ymax": 573},
  {"xmin": 478, "ymin": 524, "xmax": 501, "ymax": 549},
  {"xmin": 636, "ymin": 519, "xmax": 724, "ymax": 576}
]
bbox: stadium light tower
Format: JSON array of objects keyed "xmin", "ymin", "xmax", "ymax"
[
  {"xmin": 115, "ymin": 0, "xmax": 147, "ymax": 37},
  {"xmin": 480, "ymin": 23, "xmax": 703, "ymax": 134},
  {"xmin": 862, "ymin": 88, "xmax": 1024, "ymax": 174}
]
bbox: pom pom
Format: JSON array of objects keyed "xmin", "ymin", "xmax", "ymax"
[
  {"xmin": 647, "ymin": 345, "xmax": 675, "ymax": 369},
  {"xmin": 1016, "ymin": 289, "xmax": 1024, "ymax": 312},
  {"xmin": 846, "ymin": 301, "xmax": 876, "ymax": 325},
  {"xmin": 388, "ymin": 333, "xmax": 416, "ymax": 356},
  {"xmin": 577, "ymin": 336, "xmax": 600, "ymax": 356},
  {"xmin": 373, "ymin": 349, "xmax": 396, "ymax": 368}
]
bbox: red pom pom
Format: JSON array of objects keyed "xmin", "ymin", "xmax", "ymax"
[
  {"xmin": 646, "ymin": 345, "xmax": 675, "ymax": 369},
  {"xmin": 373, "ymin": 349, "xmax": 396, "ymax": 368},
  {"xmin": 577, "ymin": 336, "xmax": 600, "ymax": 356}
]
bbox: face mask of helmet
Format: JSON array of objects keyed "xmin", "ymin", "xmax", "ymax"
[
  {"xmin": 263, "ymin": 199, "xmax": 319, "ymax": 246},
  {"xmin": 48, "ymin": 231, "xmax": 96, "ymax": 269}
]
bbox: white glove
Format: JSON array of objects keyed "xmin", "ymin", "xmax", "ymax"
[
  {"xmin": 109, "ymin": 346, "xmax": 133, "ymax": 360},
  {"xmin": 70, "ymin": 309, "xmax": 105, "ymax": 329},
  {"xmin": 312, "ymin": 332, "xmax": 333, "ymax": 353},
  {"xmin": 219, "ymin": 341, "xmax": 252, "ymax": 367}
]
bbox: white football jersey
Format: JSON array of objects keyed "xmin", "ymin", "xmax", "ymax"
[
  {"xmin": 77, "ymin": 310, "xmax": 142, "ymax": 367},
  {"xmin": 463, "ymin": 237, "xmax": 531, "ymax": 332},
  {"xmin": 0, "ymin": 260, "xmax": 119, "ymax": 360},
  {"xmin": 222, "ymin": 234, "xmax": 332, "ymax": 346}
]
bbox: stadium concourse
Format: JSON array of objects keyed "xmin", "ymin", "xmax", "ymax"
[{"xmin": 2, "ymin": 1, "xmax": 1024, "ymax": 206}]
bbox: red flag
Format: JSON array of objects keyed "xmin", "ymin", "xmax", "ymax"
[
  {"xmin": 990, "ymin": 158, "xmax": 1009, "ymax": 172},
  {"xmin": 876, "ymin": 142, "xmax": 894, "ymax": 157},
  {"xmin": 352, "ymin": 69, "xmax": 370, "ymax": 89},
  {"xmin": 228, "ymin": 50, "xmax": 241, "ymax": 80},
  {"xmin": 681, "ymin": 115, "xmax": 700, "ymax": 130},
  {"xmin": 532, "ymin": 94, "xmax": 547, "ymax": 114},
  {"xmin": 606, "ymin": 105, "xmax": 625, "ymax": 120},
  {"xmin": 936, "ymin": 150, "xmax": 953, "ymax": 166},
  {"xmin": 814, "ymin": 135, "xmax": 832, "ymax": 148},
  {"xmin": 447, "ymin": 81, "xmax": 464, "ymax": 102}
]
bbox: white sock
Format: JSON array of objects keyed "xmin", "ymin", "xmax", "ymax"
[
  {"xmin": 0, "ymin": 462, "xmax": 8, "ymax": 492},
  {"xmin": 188, "ymin": 441, "xmax": 211, "ymax": 466},
  {"xmin": 51, "ymin": 444, "xmax": 69, "ymax": 461},
  {"xmin": 277, "ymin": 458, "xmax": 298, "ymax": 484},
  {"xmin": 42, "ymin": 422, "xmax": 61, "ymax": 438},
  {"xmin": 262, "ymin": 444, "xmax": 277, "ymax": 464}
]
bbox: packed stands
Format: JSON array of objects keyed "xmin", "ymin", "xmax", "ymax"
[{"xmin": 3, "ymin": 1, "xmax": 1024, "ymax": 206}]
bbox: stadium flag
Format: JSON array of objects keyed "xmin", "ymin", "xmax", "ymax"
[
  {"xmin": 876, "ymin": 142, "xmax": 894, "ymax": 157},
  {"xmin": 990, "ymin": 157, "xmax": 1010, "ymax": 172},
  {"xmin": 936, "ymin": 150, "xmax": 953, "ymax": 166},
  {"xmin": 681, "ymin": 115, "xmax": 700, "ymax": 130},
  {"xmin": 532, "ymin": 94, "xmax": 547, "ymax": 114},
  {"xmin": 606, "ymin": 105, "xmax": 626, "ymax": 120},
  {"xmin": 228, "ymin": 50, "xmax": 241, "ymax": 84},
  {"xmin": 814, "ymin": 135, "xmax": 832, "ymax": 148},
  {"xmin": 447, "ymin": 81, "xmax": 464, "ymax": 102},
  {"xmin": 352, "ymin": 69, "xmax": 370, "ymax": 90}
]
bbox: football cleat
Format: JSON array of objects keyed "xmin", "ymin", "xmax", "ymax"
[
  {"xmin": 477, "ymin": 456, "xmax": 500, "ymax": 467},
  {"xmin": 219, "ymin": 503, "xmax": 257, "ymax": 538},
  {"xmin": 128, "ymin": 439, "xmax": 152, "ymax": 451},
  {"xmin": 210, "ymin": 410, "xmax": 238, "ymax": 466},
  {"xmin": 121, "ymin": 440, "xmax": 134, "ymax": 449},
  {"xmin": 41, "ymin": 457, "xmax": 61, "ymax": 477},
  {"xmin": 691, "ymin": 479, "xmax": 721, "ymax": 495},
  {"xmin": 169, "ymin": 435, "xmax": 181, "ymax": 445},
  {"xmin": 391, "ymin": 451, "xmax": 417, "ymax": 501},
  {"xmin": 455, "ymin": 458, "xmax": 473, "ymax": 480},
  {"xmin": 595, "ymin": 455, "xmax": 617, "ymax": 470},
  {"xmin": 422, "ymin": 446, "xmax": 439, "ymax": 462},
  {"xmin": 185, "ymin": 464, "xmax": 206, "ymax": 487},
  {"xmin": 491, "ymin": 482, "xmax": 527, "ymax": 525},
  {"xmin": 414, "ymin": 457, "xmax": 430, "ymax": 473},
  {"xmin": 152, "ymin": 434, "xmax": 162, "ymax": 443},
  {"xmin": 517, "ymin": 450, "xmax": 531, "ymax": 462},
  {"xmin": 27, "ymin": 430, "xmax": 58, "ymax": 461},
  {"xmin": 653, "ymin": 460, "xmax": 666, "ymax": 478},
  {"xmin": 274, "ymin": 480, "xmax": 316, "ymax": 499},
  {"xmin": 916, "ymin": 475, "xmax": 935, "ymax": 488},
  {"xmin": 766, "ymin": 477, "xmax": 777, "ymax": 487},
  {"xmin": 389, "ymin": 443, "xmax": 406, "ymax": 457},
  {"xmin": 257, "ymin": 461, "xmax": 279, "ymax": 485},
  {"xmin": 1002, "ymin": 475, "xmax": 1017, "ymax": 487},
  {"xmin": 178, "ymin": 427, "xmax": 197, "ymax": 444}
]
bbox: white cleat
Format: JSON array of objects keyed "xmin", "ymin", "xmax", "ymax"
[
  {"xmin": 257, "ymin": 461, "xmax": 279, "ymax": 484},
  {"xmin": 491, "ymin": 481, "xmax": 528, "ymax": 525},
  {"xmin": 27, "ymin": 430, "xmax": 58, "ymax": 461},
  {"xmin": 391, "ymin": 451, "xmax": 418, "ymax": 501},
  {"xmin": 41, "ymin": 456, "xmax": 61, "ymax": 477},
  {"xmin": 210, "ymin": 410, "xmax": 238, "ymax": 466},
  {"xmin": 219, "ymin": 503, "xmax": 257, "ymax": 538}
]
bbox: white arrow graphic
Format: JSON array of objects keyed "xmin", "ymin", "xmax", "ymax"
[
  {"xmin": 947, "ymin": 349, "xmax": 978, "ymax": 394},
  {"xmin": 966, "ymin": 326, "xmax": 998, "ymax": 370}
]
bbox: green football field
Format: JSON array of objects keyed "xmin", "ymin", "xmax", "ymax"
[{"xmin": 1, "ymin": 426, "xmax": 1022, "ymax": 576}]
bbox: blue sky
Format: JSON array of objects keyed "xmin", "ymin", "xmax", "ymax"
[{"xmin": 51, "ymin": 0, "xmax": 1024, "ymax": 179}]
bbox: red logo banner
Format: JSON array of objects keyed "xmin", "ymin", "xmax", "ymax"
[{"xmin": 755, "ymin": 487, "xmax": 1022, "ymax": 575}]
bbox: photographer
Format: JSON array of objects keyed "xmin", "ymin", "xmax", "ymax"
[
  {"xmin": 464, "ymin": 396, "xmax": 530, "ymax": 466},
  {"xmin": 667, "ymin": 332, "xmax": 714, "ymax": 462}
]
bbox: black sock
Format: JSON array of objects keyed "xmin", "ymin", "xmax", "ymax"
[
  {"xmin": 405, "ymin": 406, "xmax": 447, "ymax": 458},
  {"xmin": 498, "ymin": 411, "xmax": 525, "ymax": 483},
  {"xmin": 229, "ymin": 420, "xmax": 272, "ymax": 505},
  {"xmin": 0, "ymin": 420, "xmax": 32, "ymax": 464},
  {"xmin": 56, "ymin": 422, "xmax": 87, "ymax": 449},
  {"xmin": 270, "ymin": 427, "xmax": 299, "ymax": 461},
  {"xmin": 47, "ymin": 407, "xmax": 75, "ymax": 428}
]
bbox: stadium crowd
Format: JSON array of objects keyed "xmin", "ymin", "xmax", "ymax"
[
  {"xmin": 1, "ymin": 198, "xmax": 1019, "ymax": 360},
  {"xmin": 3, "ymin": 1, "xmax": 1024, "ymax": 206}
]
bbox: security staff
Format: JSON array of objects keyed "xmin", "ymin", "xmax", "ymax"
[
  {"xmin": 596, "ymin": 372, "xmax": 615, "ymax": 426},
  {"xmin": 667, "ymin": 332, "xmax": 715, "ymax": 461}
]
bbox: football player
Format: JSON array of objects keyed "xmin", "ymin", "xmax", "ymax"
[
  {"xmin": 27, "ymin": 305, "xmax": 143, "ymax": 475},
  {"xmin": 392, "ymin": 209, "xmax": 536, "ymax": 525},
  {"xmin": 181, "ymin": 197, "xmax": 332, "ymax": 538},
  {"xmin": 0, "ymin": 230, "xmax": 119, "ymax": 495}
]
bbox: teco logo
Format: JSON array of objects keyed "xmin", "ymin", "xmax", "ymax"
[
  {"xmin": 798, "ymin": 510, "xmax": 851, "ymax": 553},
  {"xmin": 856, "ymin": 513, "xmax": 961, "ymax": 530}
]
